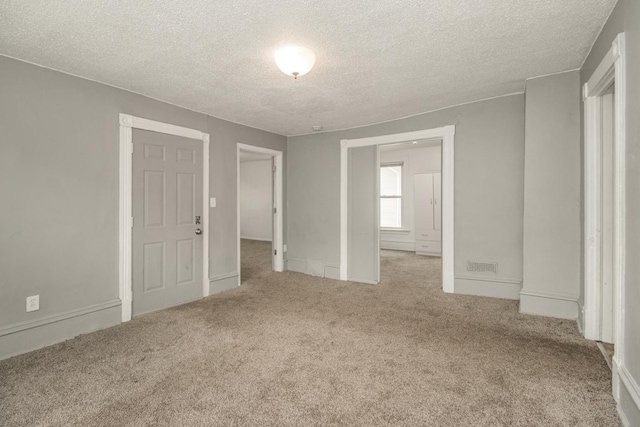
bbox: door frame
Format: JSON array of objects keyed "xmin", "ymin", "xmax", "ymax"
[
  {"xmin": 340, "ymin": 125, "xmax": 455, "ymax": 292},
  {"xmin": 582, "ymin": 33, "xmax": 626, "ymax": 400},
  {"xmin": 236, "ymin": 143, "xmax": 284, "ymax": 283},
  {"xmin": 119, "ymin": 114, "xmax": 210, "ymax": 322}
]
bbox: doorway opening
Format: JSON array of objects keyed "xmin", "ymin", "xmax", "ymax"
[
  {"xmin": 596, "ymin": 84, "xmax": 615, "ymax": 368},
  {"xmin": 582, "ymin": 32, "xmax": 625, "ymax": 402},
  {"xmin": 379, "ymin": 139, "xmax": 443, "ymax": 284},
  {"xmin": 340, "ymin": 126, "xmax": 455, "ymax": 293},
  {"xmin": 236, "ymin": 144, "xmax": 284, "ymax": 285}
]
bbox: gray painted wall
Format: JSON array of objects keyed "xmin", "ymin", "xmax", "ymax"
[
  {"xmin": 206, "ymin": 116, "xmax": 287, "ymax": 279},
  {"xmin": 0, "ymin": 56, "xmax": 286, "ymax": 359},
  {"xmin": 348, "ymin": 146, "xmax": 378, "ymax": 282},
  {"xmin": 622, "ymin": 2, "xmax": 640, "ymax": 421},
  {"xmin": 520, "ymin": 71, "xmax": 581, "ymax": 319},
  {"xmin": 580, "ymin": 0, "xmax": 640, "ymax": 423},
  {"xmin": 240, "ymin": 160, "xmax": 273, "ymax": 241},
  {"xmin": 287, "ymin": 94, "xmax": 525, "ymax": 296}
]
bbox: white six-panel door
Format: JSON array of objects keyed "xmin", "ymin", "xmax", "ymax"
[{"xmin": 132, "ymin": 129, "xmax": 203, "ymax": 316}]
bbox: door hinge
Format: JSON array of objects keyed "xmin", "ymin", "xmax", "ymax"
[
  {"xmin": 272, "ymin": 165, "xmax": 276, "ymax": 172},
  {"xmin": 274, "ymin": 250, "xmax": 277, "ymax": 255},
  {"xmin": 273, "ymin": 208, "xmax": 277, "ymax": 214},
  {"xmin": 130, "ymin": 141, "xmax": 134, "ymax": 155}
]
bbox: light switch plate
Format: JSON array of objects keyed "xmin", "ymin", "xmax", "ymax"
[
  {"xmin": 210, "ymin": 197, "xmax": 216, "ymax": 208},
  {"xmin": 26, "ymin": 295, "xmax": 39, "ymax": 312},
  {"xmin": 284, "ymin": 244, "xmax": 288, "ymax": 252}
]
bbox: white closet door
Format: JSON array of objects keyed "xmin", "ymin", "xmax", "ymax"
[
  {"xmin": 433, "ymin": 173, "xmax": 442, "ymax": 231},
  {"xmin": 414, "ymin": 174, "xmax": 434, "ymax": 231}
]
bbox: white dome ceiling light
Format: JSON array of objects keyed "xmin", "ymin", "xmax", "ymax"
[{"xmin": 274, "ymin": 45, "xmax": 315, "ymax": 79}]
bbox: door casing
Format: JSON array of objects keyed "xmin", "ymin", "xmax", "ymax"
[
  {"xmin": 582, "ymin": 32, "xmax": 626, "ymax": 402},
  {"xmin": 340, "ymin": 125, "xmax": 455, "ymax": 292},
  {"xmin": 236, "ymin": 143, "xmax": 284, "ymax": 283},
  {"xmin": 119, "ymin": 114, "xmax": 210, "ymax": 322}
]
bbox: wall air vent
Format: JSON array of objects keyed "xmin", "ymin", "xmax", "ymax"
[{"xmin": 466, "ymin": 261, "xmax": 498, "ymax": 274}]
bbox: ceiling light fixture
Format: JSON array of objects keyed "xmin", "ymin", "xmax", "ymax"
[{"xmin": 274, "ymin": 45, "xmax": 315, "ymax": 79}]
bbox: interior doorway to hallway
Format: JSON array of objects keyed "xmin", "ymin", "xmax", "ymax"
[
  {"xmin": 595, "ymin": 84, "xmax": 616, "ymax": 369},
  {"xmin": 236, "ymin": 144, "xmax": 284, "ymax": 284},
  {"xmin": 582, "ymin": 33, "xmax": 626, "ymax": 399}
]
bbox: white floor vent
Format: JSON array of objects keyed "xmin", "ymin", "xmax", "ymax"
[{"xmin": 466, "ymin": 261, "xmax": 498, "ymax": 274}]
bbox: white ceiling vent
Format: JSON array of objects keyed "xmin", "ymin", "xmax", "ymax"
[{"xmin": 467, "ymin": 261, "xmax": 498, "ymax": 274}]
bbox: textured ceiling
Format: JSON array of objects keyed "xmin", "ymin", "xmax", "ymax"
[{"xmin": 0, "ymin": 0, "xmax": 616, "ymax": 136}]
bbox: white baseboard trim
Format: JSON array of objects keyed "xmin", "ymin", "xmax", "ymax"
[
  {"xmin": 416, "ymin": 251, "xmax": 442, "ymax": 257},
  {"xmin": 618, "ymin": 405, "xmax": 630, "ymax": 427},
  {"xmin": 0, "ymin": 300, "xmax": 122, "ymax": 360},
  {"xmin": 209, "ymin": 273, "xmax": 239, "ymax": 294},
  {"xmin": 454, "ymin": 275, "xmax": 522, "ymax": 300},
  {"xmin": 519, "ymin": 289, "xmax": 579, "ymax": 319},
  {"xmin": 0, "ymin": 299, "xmax": 121, "ymax": 337},
  {"xmin": 286, "ymin": 257, "xmax": 306, "ymax": 274},
  {"xmin": 210, "ymin": 272, "xmax": 239, "ymax": 281},
  {"xmin": 324, "ymin": 264, "xmax": 340, "ymax": 280},
  {"xmin": 380, "ymin": 240, "xmax": 415, "ymax": 251},
  {"xmin": 289, "ymin": 256, "xmax": 377, "ymax": 283},
  {"xmin": 615, "ymin": 361, "xmax": 640, "ymax": 427},
  {"xmin": 577, "ymin": 299, "xmax": 584, "ymax": 335},
  {"xmin": 348, "ymin": 277, "xmax": 378, "ymax": 285},
  {"xmin": 305, "ymin": 258, "xmax": 325, "ymax": 277},
  {"xmin": 286, "ymin": 257, "xmax": 341, "ymax": 280},
  {"xmin": 240, "ymin": 236, "xmax": 272, "ymax": 242}
]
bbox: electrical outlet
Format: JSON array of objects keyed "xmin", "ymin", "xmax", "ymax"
[
  {"xmin": 210, "ymin": 197, "xmax": 216, "ymax": 208},
  {"xmin": 26, "ymin": 295, "xmax": 39, "ymax": 312}
]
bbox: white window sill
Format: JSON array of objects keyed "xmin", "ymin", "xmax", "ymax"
[{"xmin": 380, "ymin": 228, "xmax": 411, "ymax": 233}]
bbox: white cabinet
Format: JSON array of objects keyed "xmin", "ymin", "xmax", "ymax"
[{"xmin": 414, "ymin": 173, "xmax": 441, "ymax": 256}]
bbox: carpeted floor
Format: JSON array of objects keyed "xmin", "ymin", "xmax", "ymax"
[{"xmin": 0, "ymin": 240, "xmax": 618, "ymax": 426}]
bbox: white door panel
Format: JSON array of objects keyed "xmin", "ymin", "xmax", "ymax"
[{"xmin": 132, "ymin": 129, "xmax": 203, "ymax": 316}]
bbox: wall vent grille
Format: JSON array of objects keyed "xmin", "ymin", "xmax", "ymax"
[{"xmin": 466, "ymin": 261, "xmax": 498, "ymax": 274}]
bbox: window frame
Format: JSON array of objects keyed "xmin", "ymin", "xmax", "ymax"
[{"xmin": 379, "ymin": 162, "xmax": 404, "ymax": 229}]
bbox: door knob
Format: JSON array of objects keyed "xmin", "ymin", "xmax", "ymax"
[{"xmin": 195, "ymin": 228, "xmax": 202, "ymax": 235}]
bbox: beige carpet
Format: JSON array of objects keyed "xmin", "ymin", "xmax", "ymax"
[{"xmin": 0, "ymin": 240, "xmax": 618, "ymax": 426}]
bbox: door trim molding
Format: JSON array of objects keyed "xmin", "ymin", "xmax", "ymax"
[
  {"xmin": 236, "ymin": 143, "xmax": 284, "ymax": 284},
  {"xmin": 340, "ymin": 126, "xmax": 455, "ymax": 293},
  {"xmin": 583, "ymin": 33, "xmax": 626, "ymax": 402},
  {"xmin": 119, "ymin": 114, "xmax": 210, "ymax": 322}
]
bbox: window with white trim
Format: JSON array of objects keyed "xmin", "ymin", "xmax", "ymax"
[{"xmin": 380, "ymin": 162, "xmax": 403, "ymax": 228}]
